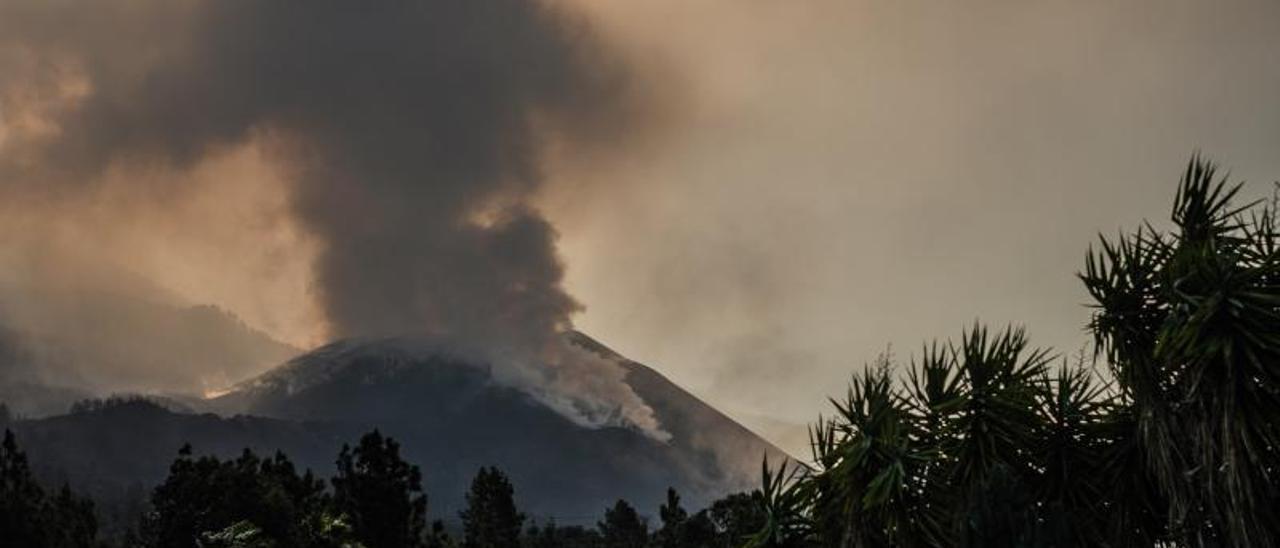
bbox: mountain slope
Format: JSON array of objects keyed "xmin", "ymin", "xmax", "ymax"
[
  {"xmin": 207, "ymin": 331, "xmax": 788, "ymax": 517},
  {"xmin": 0, "ymin": 298, "xmax": 299, "ymax": 417}
]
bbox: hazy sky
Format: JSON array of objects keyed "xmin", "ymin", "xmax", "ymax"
[
  {"xmin": 546, "ymin": 0, "xmax": 1280, "ymax": 434},
  {"xmin": 3, "ymin": 0, "xmax": 1280, "ymax": 451}
]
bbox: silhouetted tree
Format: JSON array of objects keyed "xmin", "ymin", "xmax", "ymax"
[
  {"xmin": 599, "ymin": 499, "xmax": 647, "ymax": 548},
  {"xmin": 651, "ymin": 487, "xmax": 719, "ymax": 548},
  {"xmin": 426, "ymin": 520, "xmax": 456, "ymax": 548},
  {"xmin": 1081, "ymin": 157, "xmax": 1280, "ymax": 546},
  {"xmin": 0, "ymin": 429, "xmax": 98, "ymax": 547},
  {"xmin": 0, "ymin": 429, "xmax": 44, "ymax": 545},
  {"xmin": 460, "ymin": 466, "xmax": 525, "ymax": 548},
  {"xmin": 69, "ymin": 395, "xmax": 164, "ymax": 415},
  {"xmin": 1, "ymin": 428, "xmax": 57, "ymax": 545},
  {"xmin": 332, "ymin": 430, "xmax": 428, "ymax": 548},
  {"xmin": 525, "ymin": 520, "xmax": 563, "ymax": 548},
  {"xmin": 552, "ymin": 524, "xmax": 605, "ymax": 548},
  {"xmin": 708, "ymin": 493, "xmax": 766, "ymax": 547},
  {"xmin": 654, "ymin": 487, "xmax": 688, "ymax": 548},
  {"xmin": 683, "ymin": 511, "xmax": 718, "ymax": 547},
  {"xmin": 143, "ymin": 444, "xmax": 333, "ymax": 548},
  {"xmin": 48, "ymin": 484, "xmax": 100, "ymax": 548}
]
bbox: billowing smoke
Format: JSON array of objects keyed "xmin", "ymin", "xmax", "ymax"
[{"xmin": 0, "ymin": 1, "xmax": 666, "ymax": 437}]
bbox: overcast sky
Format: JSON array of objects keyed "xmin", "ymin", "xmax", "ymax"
[
  {"xmin": 546, "ymin": 0, "xmax": 1280, "ymax": 439},
  {"xmin": 3, "ymin": 0, "xmax": 1279, "ymax": 453}
]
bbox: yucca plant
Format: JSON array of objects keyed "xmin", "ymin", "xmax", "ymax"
[
  {"xmin": 1029, "ymin": 362, "xmax": 1111, "ymax": 545},
  {"xmin": 753, "ymin": 156, "xmax": 1280, "ymax": 548},
  {"xmin": 948, "ymin": 326, "xmax": 1050, "ymax": 496},
  {"xmin": 1096, "ymin": 391, "xmax": 1168, "ymax": 546},
  {"xmin": 747, "ymin": 458, "xmax": 814, "ymax": 548},
  {"xmin": 806, "ymin": 361, "xmax": 938, "ymax": 547},
  {"xmin": 942, "ymin": 326, "xmax": 1053, "ymax": 547},
  {"xmin": 1082, "ymin": 156, "xmax": 1280, "ymax": 547},
  {"xmin": 791, "ymin": 326, "xmax": 1057, "ymax": 548},
  {"xmin": 903, "ymin": 342, "xmax": 966, "ymax": 546}
]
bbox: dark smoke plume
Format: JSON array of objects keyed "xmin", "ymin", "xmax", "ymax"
[{"xmin": 0, "ymin": 0, "xmax": 665, "ymax": 437}]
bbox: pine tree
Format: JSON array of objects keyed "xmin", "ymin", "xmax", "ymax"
[
  {"xmin": 143, "ymin": 445, "xmax": 330, "ymax": 548},
  {"xmin": 48, "ymin": 483, "xmax": 99, "ymax": 548},
  {"xmin": 708, "ymin": 493, "xmax": 766, "ymax": 546},
  {"xmin": 426, "ymin": 520, "xmax": 455, "ymax": 548},
  {"xmin": 332, "ymin": 430, "xmax": 428, "ymax": 548},
  {"xmin": 460, "ymin": 466, "xmax": 525, "ymax": 548},
  {"xmin": 599, "ymin": 499, "xmax": 648, "ymax": 548},
  {"xmin": 525, "ymin": 521, "xmax": 560, "ymax": 548},
  {"xmin": 654, "ymin": 487, "xmax": 687, "ymax": 548},
  {"xmin": 682, "ymin": 511, "xmax": 718, "ymax": 548},
  {"xmin": 0, "ymin": 429, "xmax": 53, "ymax": 545},
  {"xmin": 0, "ymin": 429, "xmax": 98, "ymax": 547}
]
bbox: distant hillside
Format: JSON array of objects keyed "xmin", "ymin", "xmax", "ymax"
[
  {"xmin": 6, "ymin": 397, "xmax": 357, "ymax": 540},
  {"xmin": 0, "ymin": 294, "xmax": 299, "ymax": 415},
  {"xmin": 11, "ymin": 398, "xmax": 351, "ymax": 492}
]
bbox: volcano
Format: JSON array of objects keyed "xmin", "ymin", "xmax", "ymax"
[
  {"xmin": 12, "ymin": 331, "xmax": 790, "ymax": 522},
  {"xmin": 206, "ymin": 331, "xmax": 789, "ymax": 517}
]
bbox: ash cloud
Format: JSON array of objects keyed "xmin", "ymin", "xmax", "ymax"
[{"xmin": 0, "ymin": 1, "xmax": 666, "ymax": 437}]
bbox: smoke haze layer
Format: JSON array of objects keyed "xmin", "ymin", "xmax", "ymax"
[
  {"xmin": 547, "ymin": 0, "xmax": 1280, "ymax": 450},
  {"xmin": 0, "ymin": 0, "xmax": 666, "ymax": 437}
]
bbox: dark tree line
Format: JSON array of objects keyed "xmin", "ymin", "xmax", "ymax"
[
  {"xmin": 518, "ymin": 490, "xmax": 768, "ymax": 548},
  {"xmin": 141, "ymin": 430, "xmax": 419, "ymax": 548},
  {"xmin": 1, "ymin": 425, "xmax": 771, "ymax": 547}
]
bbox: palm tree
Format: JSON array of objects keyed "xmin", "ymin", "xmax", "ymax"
[{"xmin": 1082, "ymin": 156, "xmax": 1280, "ymax": 547}]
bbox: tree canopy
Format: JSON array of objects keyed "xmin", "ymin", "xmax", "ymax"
[
  {"xmin": 0, "ymin": 429, "xmax": 98, "ymax": 548},
  {"xmin": 332, "ymin": 430, "xmax": 428, "ymax": 548},
  {"xmin": 460, "ymin": 466, "xmax": 525, "ymax": 548}
]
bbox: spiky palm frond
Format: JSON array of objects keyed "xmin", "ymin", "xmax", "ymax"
[
  {"xmin": 747, "ymin": 458, "xmax": 814, "ymax": 548},
  {"xmin": 817, "ymin": 363, "xmax": 938, "ymax": 547},
  {"xmin": 949, "ymin": 325, "xmax": 1051, "ymax": 493},
  {"xmin": 798, "ymin": 327, "xmax": 1057, "ymax": 547},
  {"xmin": 1084, "ymin": 156, "xmax": 1280, "ymax": 547},
  {"xmin": 1096, "ymin": 392, "xmax": 1169, "ymax": 546},
  {"xmin": 904, "ymin": 342, "xmax": 966, "ymax": 545},
  {"xmin": 1030, "ymin": 363, "xmax": 1112, "ymax": 545},
  {"xmin": 760, "ymin": 156, "xmax": 1280, "ymax": 548}
]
